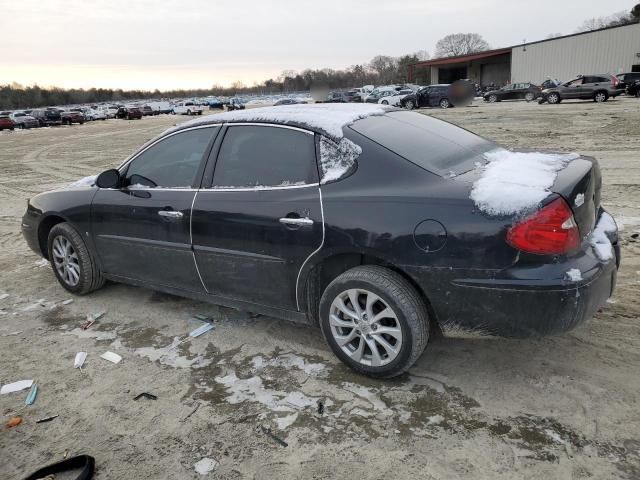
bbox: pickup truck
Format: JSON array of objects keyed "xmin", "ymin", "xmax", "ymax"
[{"xmin": 173, "ymin": 101, "xmax": 203, "ymax": 115}]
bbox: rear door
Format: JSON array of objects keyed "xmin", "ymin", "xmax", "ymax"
[
  {"xmin": 91, "ymin": 126, "xmax": 218, "ymax": 291},
  {"xmin": 191, "ymin": 124, "xmax": 323, "ymax": 311}
]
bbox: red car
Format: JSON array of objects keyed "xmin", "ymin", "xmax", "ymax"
[
  {"xmin": 0, "ymin": 115, "xmax": 15, "ymax": 131},
  {"xmin": 61, "ymin": 111, "xmax": 85, "ymax": 125}
]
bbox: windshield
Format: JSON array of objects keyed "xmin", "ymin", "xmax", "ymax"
[{"xmin": 350, "ymin": 111, "xmax": 496, "ymax": 177}]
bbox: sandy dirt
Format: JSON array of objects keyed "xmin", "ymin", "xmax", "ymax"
[{"xmin": 1, "ymin": 100, "xmax": 639, "ymax": 479}]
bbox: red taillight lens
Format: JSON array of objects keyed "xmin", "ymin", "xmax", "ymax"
[
  {"xmin": 507, "ymin": 197, "xmax": 580, "ymax": 255},
  {"xmin": 611, "ymin": 76, "xmax": 619, "ymax": 87}
]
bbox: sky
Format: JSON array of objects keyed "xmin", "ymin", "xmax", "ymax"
[{"xmin": 0, "ymin": 0, "xmax": 635, "ymax": 90}]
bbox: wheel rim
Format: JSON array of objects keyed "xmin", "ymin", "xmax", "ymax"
[
  {"xmin": 52, "ymin": 235, "xmax": 80, "ymax": 287},
  {"xmin": 525, "ymin": 93, "xmax": 534, "ymax": 101},
  {"xmin": 595, "ymin": 93, "xmax": 605, "ymax": 102},
  {"xmin": 489, "ymin": 95, "xmax": 496, "ymax": 102},
  {"xmin": 549, "ymin": 94, "xmax": 558, "ymax": 104},
  {"xmin": 404, "ymin": 101, "xmax": 414, "ymax": 110},
  {"xmin": 329, "ymin": 289, "xmax": 403, "ymax": 367},
  {"xmin": 440, "ymin": 99, "xmax": 449, "ymax": 108}
]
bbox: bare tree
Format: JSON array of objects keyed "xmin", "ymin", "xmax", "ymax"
[
  {"xmin": 368, "ymin": 55, "xmax": 398, "ymax": 84},
  {"xmin": 434, "ymin": 33, "xmax": 490, "ymax": 58},
  {"xmin": 414, "ymin": 50, "xmax": 430, "ymax": 61},
  {"xmin": 545, "ymin": 32, "xmax": 563, "ymax": 39},
  {"xmin": 576, "ymin": 10, "xmax": 634, "ymax": 32}
]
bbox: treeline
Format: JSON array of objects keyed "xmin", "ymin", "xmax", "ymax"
[{"xmin": 0, "ymin": 51, "xmax": 430, "ymax": 110}]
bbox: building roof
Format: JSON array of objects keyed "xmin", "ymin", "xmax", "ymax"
[
  {"xmin": 410, "ymin": 48, "xmax": 511, "ymax": 68},
  {"xmin": 409, "ymin": 21, "xmax": 639, "ymax": 68}
]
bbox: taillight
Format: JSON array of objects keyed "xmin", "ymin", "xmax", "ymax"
[
  {"xmin": 611, "ymin": 76, "xmax": 619, "ymax": 87},
  {"xmin": 507, "ymin": 197, "xmax": 580, "ymax": 255}
]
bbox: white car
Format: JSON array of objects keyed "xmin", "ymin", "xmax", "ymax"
[
  {"xmin": 173, "ymin": 101, "xmax": 203, "ymax": 115},
  {"xmin": 84, "ymin": 109, "xmax": 107, "ymax": 121},
  {"xmin": 378, "ymin": 89, "xmax": 415, "ymax": 106}
]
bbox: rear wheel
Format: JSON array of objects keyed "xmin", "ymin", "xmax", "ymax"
[
  {"xmin": 547, "ymin": 92, "xmax": 561, "ymax": 104},
  {"xmin": 403, "ymin": 100, "xmax": 415, "ymax": 110},
  {"xmin": 488, "ymin": 94, "xmax": 498, "ymax": 103},
  {"xmin": 319, "ymin": 266, "xmax": 429, "ymax": 378},
  {"xmin": 47, "ymin": 223, "xmax": 105, "ymax": 295},
  {"xmin": 594, "ymin": 91, "xmax": 608, "ymax": 103},
  {"xmin": 187, "ymin": 109, "xmax": 192, "ymax": 115},
  {"xmin": 525, "ymin": 92, "xmax": 535, "ymax": 102},
  {"xmin": 381, "ymin": 100, "xmax": 389, "ymax": 105},
  {"xmin": 439, "ymin": 98, "xmax": 450, "ymax": 109}
]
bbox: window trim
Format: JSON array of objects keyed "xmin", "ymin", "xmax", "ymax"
[{"xmin": 204, "ymin": 122, "xmax": 319, "ymax": 192}]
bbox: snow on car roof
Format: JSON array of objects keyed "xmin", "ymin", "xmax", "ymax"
[
  {"xmin": 170, "ymin": 103, "xmax": 391, "ymax": 140},
  {"xmin": 470, "ymin": 149, "xmax": 579, "ymax": 216}
]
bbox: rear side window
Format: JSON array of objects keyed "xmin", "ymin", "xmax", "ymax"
[
  {"xmin": 212, "ymin": 125, "xmax": 318, "ymax": 188},
  {"xmin": 350, "ymin": 111, "xmax": 496, "ymax": 177},
  {"xmin": 125, "ymin": 127, "xmax": 215, "ymax": 188}
]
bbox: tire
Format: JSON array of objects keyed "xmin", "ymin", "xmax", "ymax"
[
  {"xmin": 547, "ymin": 92, "xmax": 561, "ymax": 104},
  {"xmin": 381, "ymin": 100, "xmax": 388, "ymax": 105},
  {"xmin": 439, "ymin": 98, "xmax": 450, "ymax": 109},
  {"xmin": 187, "ymin": 109, "xmax": 192, "ymax": 115},
  {"xmin": 47, "ymin": 223, "xmax": 105, "ymax": 295},
  {"xmin": 403, "ymin": 100, "xmax": 415, "ymax": 110},
  {"xmin": 319, "ymin": 265, "xmax": 429, "ymax": 378},
  {"xmin": 593, "ymin": 91, "xmax": 608, "ymax": 103},
  {"xmin": 525, "ymin": 92, "xmax": 535, "ymax": 102},
  {"xmin": 488, "ymin": 94, "xmax": 498, "ymax": 103}
]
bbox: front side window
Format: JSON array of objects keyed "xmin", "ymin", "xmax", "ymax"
[
  {"xmin": 212, "ymin": 125, "xmax": 317, "ymax": 188},
  {"xmin": 567, "ymin": 78, "xmax": 583, "ymax": 86},
  {"xmin": 124, "ymin": 127, "xmax": 215, "ymax": 188}
]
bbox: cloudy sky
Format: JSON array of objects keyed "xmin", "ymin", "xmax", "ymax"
[{"xmin": 0, "ymin": 0, "xmax": 635, "ymax": 90}]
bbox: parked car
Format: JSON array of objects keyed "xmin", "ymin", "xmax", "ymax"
[
  {"xmin": 401, "ymin": 84, "xmax": 453, "ymax": 109},
  {"xmin": 145, "ymin": 101, "xmax": 173, "ymax": 115},
  {"xmin": 224, "ymin": 98, "xmax": 245, "ymax": 111},
  {"xmin": 84, "ymin": 108, "xmax": 107, "ymax": 121},
  {"xmin": 9, "ymin": 112, "xmax": 40, "ymax": 129},
  {"xmin": 350, "ymin": 86, "xmax": 373, "ymax": 102},
  {"xmin": 22, "ymin": 105, "xmax": 619, "ymax": 378},
  {"xmin": 483, "ymin": 82, "xmax": 541, "ymax": 103},
  {"xmin": 626, "ymin": 80, "xmax": 640, "ymax": 98},
  {"xmin": 378, "ymin": 89, "xmax": 414, "ymax": 106},
  {"xmin": 141, "ymin": 106, "xmax": 154, "ymax": 116},
  {"xmin": 116, "ymin": 107, "xmax": 143, "ymax": 120},
  {"xmin": 325, "ymin": 91, "xmax": 361, "ymax": 103},
  {"xmin": 538, "ymin": 75, "xmax": 623, "ymax": 104},
  {"xmin": 61, "ymin": 111, "xmax": 85, "ymax": 125},
  {"xmin": 173, "ymin": 101, "xmax": 203, "ymax": 115},
  {"xmin": 615, "ymin": 72, "xmax": 640, "ymax": 92},
  {"xmin": 364, "ymin": 86, "xmax": 402, "ymax": 103},
  {"xmin": 31, "ymin": 108, "xmax": 63, "ymax": 126},
  {"xmin": 0, "ymin": 115, "xmax": 15, "ymax": 131},
  {"xmin": 274, "ymin": 98, "xmax": 303, "ymax": 106}
]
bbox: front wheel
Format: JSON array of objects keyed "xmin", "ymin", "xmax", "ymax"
[
  {"xmin": 47, "ymin": 223, "xmax": 105, "ymax": 295},
  {"xmin": 439, "ymin": 98, "xmax": 450, "ymax": 109},
  {"xmin": 381, "ymin": 100, "xmax": 388, "ymax": 105},
  {"xmin": 547, "ymin": 92, "xmax": 561, "ymax": 104},
  {"xmin": 525, "ymin": 92, "xmax": 535, "ymax": 102},
  {"xmin": 594, "ymin": 91, "xmax": 608, "ymax": 103},
  {"xmin": 488, "ymin": 94, "xmax": 498, "ymax": 103},
  {"xmin": 319, "ymin": 266, "xmax": 429, "ymax": 378},
  {"xmin": 403, "ymin": 100, "xmax": 415, "ymax": 110}
]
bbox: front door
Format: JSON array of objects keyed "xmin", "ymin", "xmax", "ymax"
[
  {"xmin": 91, "ymin": 126, "xmax": 219, "ymax": 291},
  {"xmin": 191, "ymin": 124, "xmax": 323, "ymax": 311}
]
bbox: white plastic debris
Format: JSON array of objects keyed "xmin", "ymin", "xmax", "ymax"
[
  {"xmin": 470, "ymin": 149, "xmax": 579, "ymax": 216},
  {"xmin": 61, "ymin": 299, "xmax": 73, "ymax": 305},
  {"xmin": 189, "ymin": 323, "xmax": 214, "ymax": 338},
  {"xmin": 194, "ymin": 458, "xmax": 219, "ymax": 475},
  {"xmin": 0, "ymin": 293, "xmax": 9, "ymax": 301},
  {"xmin": 565, "ymin": 269, "xmax": 583, "ymax": 282},
  {"xmin": 100, "ymin": 351, "xmax": 122, "ymax": 364},
  {"xmin": 1, "ymin": 380, "xmax": 34, "ymax": 395},
  {"xmin": 74, "ymin": 352, "xmax": 87, "ymax": 369}
]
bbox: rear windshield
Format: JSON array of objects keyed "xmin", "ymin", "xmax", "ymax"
[{"xmin": 350, "ymin": 111, "xmax": 496, "ymax": 177}]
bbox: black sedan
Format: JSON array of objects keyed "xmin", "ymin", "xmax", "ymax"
[
  {"xmin": 484, "ymin": 82, "xmax": 541, "ymax": 103},
  {"xmin": 401, "ymin": 84, "xmax": 452, "ymax": 109},
  {"xmin": 22, "ymin": 106, "xmax": 619, "ymax": 378}
]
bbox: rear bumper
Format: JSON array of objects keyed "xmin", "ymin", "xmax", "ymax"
[{"xmin": 405, "ymin": 220, "xmax": 620, "ymax": 338}]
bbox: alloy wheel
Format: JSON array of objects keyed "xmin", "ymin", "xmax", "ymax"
[
  {"xmin": 548, "ymin": 93, "xmax": 559, "ymax": 104},
  {"xmin": 488, "ymin": 95, "xmax": 497, "ymax": 103},
  {"xmin": 404, "ymin": 100, "xmax": 414, "ymax": 110},
  {"xmin": 525, "ymin": 92, "xmax": 534, "ymax": 102},
  {"xmin": 52, "ymin": 235, "xmax": 80, "ymax": 287},
  {"xmin": 329, "ymin": 289, "xmax": 403, "ymax": 367},
  {"xmin": 440, "ymin": 99, "xmax": 450, "ymax": 108},
  {"xmin": 594, "ymin": 92, "xmax": 606, "ymax": 102}
]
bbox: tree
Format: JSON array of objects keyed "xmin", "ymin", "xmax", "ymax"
[
  {"xmin": 632, "ymin": 3, "xmax": 640, "ymax": 20},
  {"xmin": 545, "ymin": 33, "xmax": 563, "ymax": 39},
  {"xmin": 575, "ymin": 10, "xmax": 635, "ymax": 32},
  {"xmin": 434, "ymin": 33, "xmax": 490, "ymax": 58},
  {"xmin": 368, "ymin": 55, "xmax": 398, "ymax": 84}
]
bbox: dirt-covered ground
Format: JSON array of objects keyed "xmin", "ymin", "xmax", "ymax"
[{"xmin": 1, "ymin": 99, "xmax": 639, "ymax": 479}]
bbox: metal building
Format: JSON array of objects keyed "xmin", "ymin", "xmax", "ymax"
[
  {"xmin": 407, "ymin": 22, "xmax": 640, "ymax": 86},
  {"xmin": 512, "ymin": 22, "xmax": 640, "ymax": 84}
]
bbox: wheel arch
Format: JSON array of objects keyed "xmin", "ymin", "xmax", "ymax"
[
  {"xmin": 301, "ymin": 251, "xmax": 442, "ymax": 336},
  {"xmin": 37, "ymin": 214, "xmax": 67, "ymax": 259}
]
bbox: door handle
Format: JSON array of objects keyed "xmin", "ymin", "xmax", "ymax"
[
  {"xmin": 279, "ymin": 217, "xmax": 314, "ymax": 226},
  {"xmin": 158, "ymin": 210, "xmax": 183, "ymax": 219}
]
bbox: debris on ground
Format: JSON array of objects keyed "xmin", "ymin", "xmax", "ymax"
[
  {"xmin": 189, "ymin": 323, "xmax": 215, "ymax": 338},
  {"xmin": 181, "ymin": 402, "xmax": 200, "ymax": 422},
  {"xmin": 25, "ymin": 382, "xmax": 38, "ymax": 405},
  {"xmin": 1, "ymin": 330, "xmax": 22, "ymax": 336},
  {"xmin": 6, "ymin": 416, "xmax": 22, "ymax": 428},
  {"xmin": 317, "ymin": 399, "xmax": 325, "ymax": 415},
  {"xmin": 22, "ymin": 454, "xmax": 95, "ymax": 480},
  {"xmin": 35, "ymin": 415, "xmax": 58, "ymax": 424},
  {"xmin": 35, "ymin": 258, "xmax": 49, "ymax": 268},
  {"xmin": 258, "ymin": 425, "xmax": 288, "ymax": 447},
  {"xmin": 82, "ymin": 310, "xmax": 106, "ymax": 330},
  {"xmin": 192, "ymin": 314, "xmax": 214, "ymax": 322},
  {"xmin": 133, "ymin": 392, "xmax": 157, "ymax": 401},
  {"xmin": 1, "ymin": 379, "xmax": 34, "ymax": 395},
  {"xmin": 0, "ymin": 293, "xmax": 9, "ymax": 300},
  {"xmin": 74, "ymin": 352, "xmax": 87, "ymax": 369},
  {"xmin": 100, "ymin": 351, "xmax": 122, "ymax": 364},
  {"xmin": 61, "ymin": 299, "xmax": 73, "ymax": 305},
  {"xmin": 194, "ymin": 457, "xmax": 219, "ymax": 475}
]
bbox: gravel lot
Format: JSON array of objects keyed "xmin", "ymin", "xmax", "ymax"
[{"xmin": 1, "ymin": 99, "xmax": 639, "ymax": 479}]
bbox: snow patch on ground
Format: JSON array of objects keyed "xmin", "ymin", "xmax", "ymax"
[
  {"xmin": 590, "ymin": 211, "xmax": 617, "ymax": 261},
  {"xmin": 319, "ymin": 137, "xmax": 362, "ymax": 184},
  {"xmin": 251, "ymin": 353, "xmax": 326, "ymax": 376},
  {"xmin": 175, "ymin": 103, "xmax": 389, "ymax": 140},
  {"xmin": 470, "ymin": 149, "xmax": 579, "ymax": 216},
  {"xmin": 565, "ymin": 268, "xmax": 583, "ymax": 282},
  {"xmin": 134, "ymin": 337, "xmax": 212, "ymax": 369},
  {"xmin": 194, "ymin": 458, "xmax": 219, "ymax": 475}
]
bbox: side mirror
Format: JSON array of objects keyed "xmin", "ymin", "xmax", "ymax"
[{"xmin": 96, "ymin": 169, "xmax": 121, "ymax": 189}]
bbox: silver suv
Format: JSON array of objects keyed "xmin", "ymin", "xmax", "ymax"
[{"xmin": 538, "ymin": 74, "xmax": 624, "ymax": 104}]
